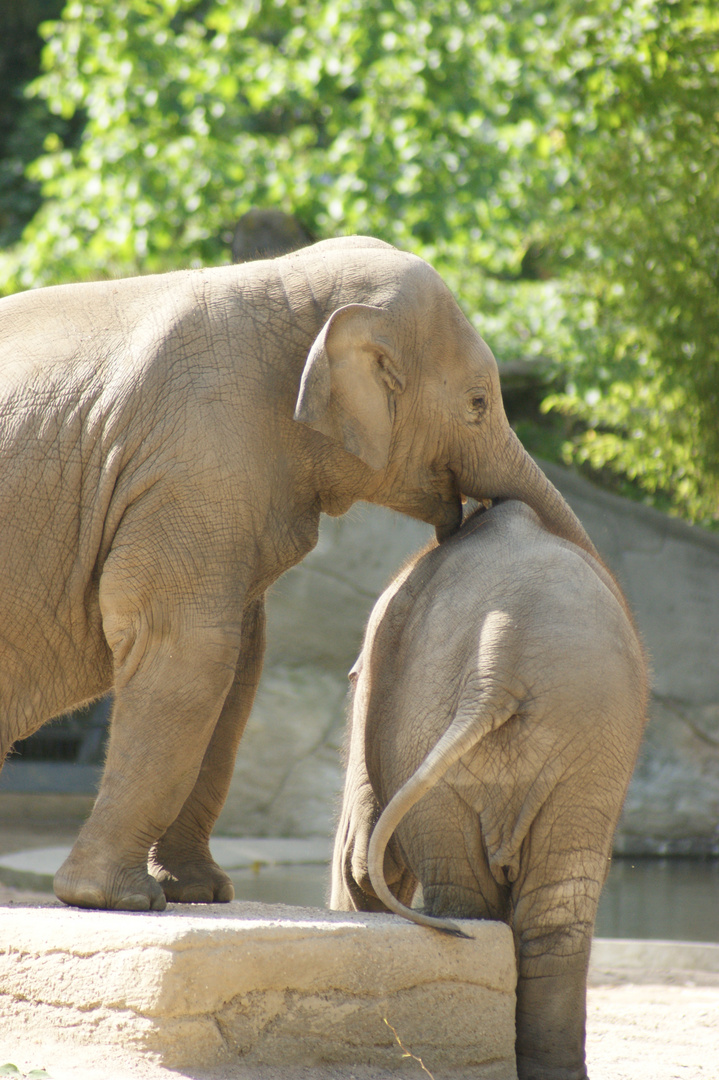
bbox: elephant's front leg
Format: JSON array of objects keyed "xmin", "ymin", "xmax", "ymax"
[
  {"xmin": 54, "ymin": 614, "xmax": 242, "ymax": 912},
  {"xmin": 149, "ymin": 599, "xmax": 266, "ymax": 903},
  {"xmin": 331, "ymin": 714, "xmax": 416, "ymax": 912}
]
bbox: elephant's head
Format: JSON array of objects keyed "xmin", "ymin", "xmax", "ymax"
[{"xmin": 294, "ymin": 252, "xmax": 597, "ymax": 557}]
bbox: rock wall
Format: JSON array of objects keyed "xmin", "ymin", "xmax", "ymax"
[
  {"xmin": 541, "ymin": 462, "xmax": 719, "ymax": 856},
  {"xmin": 217, "ymin": 507, "xmax": 432, "ymax": 839},
  {"xmin": 217, "ymin": 463, "xmax": 719, "ymax": 856}
]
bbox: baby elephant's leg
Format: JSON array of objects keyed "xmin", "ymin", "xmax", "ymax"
[
  {"xmin": 404, "ymin": 786, "xmax": 511, "ymax": 923},
  {"xmin": 331, "ymin": 761, "xmax": 416, "ymax": 912},
  {"xmin": 511, "ymin": 784, "xmax": 615, "ymax": 1080}
]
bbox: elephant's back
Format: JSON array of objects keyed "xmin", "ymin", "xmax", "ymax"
[{"xmin": 462, "ymin": 504, "xmax": 646, "ymax": 700}]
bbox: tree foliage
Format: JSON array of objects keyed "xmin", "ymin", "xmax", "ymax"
[
  {"xmin": 544, "ymin": 0, "xmax": 719, "ymax": 525},
  {"xmin": 0, "ymin": 0, "xmax": 717, "ymax": 524},
  {"xmin": 1, "ymin": 0, "xmax": 567, "ymax": 282},
  {"xmin": 0, "ymin": 0, "xmax": 67, "ymax": 248}
]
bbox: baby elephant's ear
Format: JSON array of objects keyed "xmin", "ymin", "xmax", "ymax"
[{"xmin": 294, "ymin": 303, "xmax": 405, "ymax": 470}]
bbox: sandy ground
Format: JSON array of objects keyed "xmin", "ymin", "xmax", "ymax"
[
  {"xmin": 585, "ymin": 981, "xmax": 718, "ymax": 1080},
  {"xmin": 0, "ymin": 881, "xmax": 717, "ymax": 1080}
]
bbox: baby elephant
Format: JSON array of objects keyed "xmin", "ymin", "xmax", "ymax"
[{"xmin": 331, "ymin": 499, "xmax": 648, "ymax": 1080}]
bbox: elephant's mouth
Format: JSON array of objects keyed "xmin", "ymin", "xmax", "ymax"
[
  {"xmin": 433, "ymin": 477, "xmax": 464, "ymax": 543},
  {"xmin": 435, "ymin": 513, "xmax": 462, "ymax": 543},
  {"xmin": 372, "ymin": 462, "xmax": 464, "ymax": 538}
]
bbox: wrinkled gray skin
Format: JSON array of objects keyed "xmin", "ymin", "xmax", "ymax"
[
  {"xmin": 0, "ymin": 236, "xmax": 599, "ymax": 913},
  {"xmin": 331, "ymin": 500, "xmax": 648, "ymax": 1080}
]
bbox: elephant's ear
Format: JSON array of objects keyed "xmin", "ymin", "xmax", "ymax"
[{"xmin": 294, "ymin": 303, "xmax": 405, "ymax": 470}]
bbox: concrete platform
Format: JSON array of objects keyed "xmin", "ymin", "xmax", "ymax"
[{"xmin": 0, "ymin": 900, "xmax": 517, "ymax": 1077}]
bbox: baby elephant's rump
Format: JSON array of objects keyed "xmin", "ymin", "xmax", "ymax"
[{"xmin": 331, "ymin": 499, "xmax": 648, "ymax": 1080}]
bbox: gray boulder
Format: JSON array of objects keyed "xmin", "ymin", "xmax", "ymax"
[
  {"xmin": 231, "ymin": 209, "xmax": 314, "ymax": 263},
  {"xmin": 217, "ymin": 508, "xmax": 432, "ymax": 838},
  {"xmin": 542, "ymin": 462, "xmax": 719, "ymax": 856}
]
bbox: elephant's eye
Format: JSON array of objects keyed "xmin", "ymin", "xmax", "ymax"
[{"xmin": 468, "ymin": 392, "xmax": 488, "ymax": 419}]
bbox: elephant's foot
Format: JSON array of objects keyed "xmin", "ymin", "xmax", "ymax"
[
  {"xmin": 54, "ymin": 848, "xmax": 167, "ymax": 911},
  {"xmin": 516, "ymin": 1055, "xmax": 588, "ymax": 1080},
  {"xmin": 149, "ymin": 845, "xmax": 234, "ymax": 903}
]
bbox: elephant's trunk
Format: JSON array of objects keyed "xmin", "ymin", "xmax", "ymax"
[{"xmin": 476, "ymin": 428, "xmax": 601, "ymax": 561}]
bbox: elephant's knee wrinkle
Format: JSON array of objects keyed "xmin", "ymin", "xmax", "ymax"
[{"xmin": 517, "ymin": 922, "xmax": 593, "ymax": 970}]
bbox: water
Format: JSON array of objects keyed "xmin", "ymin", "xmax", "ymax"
[
  {"xmin": 229, "ymin": 863, "xmax": 331, "ymax": 908},
  {"xmin": 594, "ymin": 857, "xmax": 719, "ymax": 942},
  {"xmin": 229, "ymin": 858, "xmax": 719, "ymax": 942}
]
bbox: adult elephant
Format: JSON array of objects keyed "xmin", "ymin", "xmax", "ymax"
[{"xmin": 0, "ymin": 236, "xmax": 597, "ymax": 912}]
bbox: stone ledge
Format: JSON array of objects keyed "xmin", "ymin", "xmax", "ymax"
[
  {"xmin": 590, "ymin": 937, "xmax": 719, "ymax": 977},
  {"xmin": 0, "ymin": 900, "xmax": 517, "ymax": 1077}
]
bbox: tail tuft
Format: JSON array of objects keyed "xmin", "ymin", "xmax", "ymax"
[{"xmin": 430, "ymin": 918, "xmax": 473, "ymax": 940}]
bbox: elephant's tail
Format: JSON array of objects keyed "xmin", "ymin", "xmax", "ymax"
[{"xmin": 367, "ymin": 611, "xmax": 519, "ymax": 938}]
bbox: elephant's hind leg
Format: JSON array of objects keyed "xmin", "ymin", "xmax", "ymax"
[
  {"xmin": 404, "ymin": 787, "xmax": 510, "ymax": 923},
  {"xmin": 149, "ymin": 599, "xmax": 266, "ymax": 903},
  {"xmin": 54, "ymin": 618, "xmax": 240, "ymax": 912},
  {"xmin": 511, "ymin": 784, "xmax": 614, "ymax": 1080}
]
